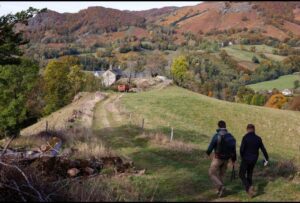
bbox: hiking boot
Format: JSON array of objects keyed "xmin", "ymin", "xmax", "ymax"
[
  {"xmin": 218, "ymin": 186, "xmax": 225, "ymax": 198},
  {"xmin": 247, "ymin": 186, "xmax": 255, "ymax": 198}
]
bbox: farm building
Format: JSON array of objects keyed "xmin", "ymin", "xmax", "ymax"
[
  {"xmin": 93, "ymin": 70, "xmax": 105, "ymax": 77},
  {"xmin": 281, "ymin": 89, "xmax": 293, "ymax": 96},
  {"xmin": 101, "ymin": 68, "xmax": 124, "ymax": 87}
]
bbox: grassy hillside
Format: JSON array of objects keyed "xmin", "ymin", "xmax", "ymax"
[
  {"xmin": 91, "ymin": 86, "xmax": 300, "ymax": 201},
  {"xmin": 121, "ymin": 86, "xmax": 300, "ymax": 159},
  {"xmin": 223, "ymin": 45, "xmax": 285, "ymax": 63},
  {"xmin": 248, "ymin": 74, "xmax": 300, "ymax": 91},
  {"xmin": 12, "ymin": 85, "xmax": 299, "ymax": 201}
]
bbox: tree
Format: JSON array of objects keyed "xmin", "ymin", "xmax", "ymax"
[
  {"xmin": 265, "ymin": 93, "xmax": 287, "ymax": 109},
  {"xmin": 126, "ymin": 55, "xmax": 145, "ymax": 77},
  {"xmin": 68, "ymin": 65, "xmax": 85, "ymax": 96},
  {"xmin": 0, "ymin": 7, "xmax": 46, "ymax": 65},
  {"xmin": 43, "ymin": 56, "xmax": 80, "ymax": 115},
  {"xmin": 0, "ymin": 8, "xmax": 45, "ymax": 137},
  {"xmin": 283, "ymin": 56, "xmax": 300, "ymax": 74},
  {"xmin": 83, "ymin": 73, "xmax": 102, "ymax": 92},
  {"xmin": 236, "ymin": 86, "xmax": 255, "ymax": 104},
  {"xmin": 145, "ymin": 51, "xmax": 168, "ymax": 77},
  {"xmin": 250, "ymin": 46, "xmax": 256, "ymax": 52},
  {"xmin": 0, "ymin": 59, "xmax": 39, "ymax": 136},
  {"xmin": 252, "ymin": 56, "xmax": 260, "ymax": 64},
  {"xmin": 288, "ymin": 95, "xmax": 300, "ymax": 111},
  {"xmin": 250, "ymin": 94, "xmax": 266, "ymax": 106},
  {"xmin": 171, "ymin": 55, "xmax": 189, "ymax": 85},
  {"xmin": 294, "ymin": 80, "xmax": 300, "ymax": 89}
]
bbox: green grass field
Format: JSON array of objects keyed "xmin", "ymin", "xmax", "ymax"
[
  {"xmin": 223, "ymin": 46, "xmax": 263, "ymax": 62},
  {"xmin": 248, "ymin": 74, "xmax": 300, "ymax": 91},
  {"xmin": 222, "ymin": 45, "xmax": 286, "ymax": 63},
  {"xmin": 91, "ymin": 86, "xmax": 300, "ymax": 201},
  {"xmin": 240, "ymin": 45, "xmax": 276, "ymax": 54},
  {"xmin": 12, "ymin": 84, "xmax": 300, "ymax": 201}
]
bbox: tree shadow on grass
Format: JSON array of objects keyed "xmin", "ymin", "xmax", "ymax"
[
  {"xmin": 93, "ymin": 124, "xmax": 210, "ymax": 151},
  {"xmin": 255, "ymin": 180, "xmax": 269, "ymax": 197},
  {"xmin": 93, "ymin": 124, "xmax": 298, "ymax": 201},
  {"xmin": 93, "ymin": 124, "xmax": 245, "ymax": 201}
]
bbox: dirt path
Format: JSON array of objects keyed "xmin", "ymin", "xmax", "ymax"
[
  {"xmin": 105, "ymin": 94, "xmax": 124, "ymax": 124},
  {"xmin": 93, "ymin": 93, "xmax": 125, "ymax": 130},
  {"xmin": 21, "ymin": 92, "xmax": 106, "ymax": 136}
]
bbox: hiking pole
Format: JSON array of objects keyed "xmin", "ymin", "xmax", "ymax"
[{"xmin": 230, "ymin": 165, "xmax": 236, "ymax": 181}]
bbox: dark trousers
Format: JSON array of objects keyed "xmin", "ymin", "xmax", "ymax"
[{"xmin": 239, "ymin": 159, "xmax": 256, "ymax": 192}]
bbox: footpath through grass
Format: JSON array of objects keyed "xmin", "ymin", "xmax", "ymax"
[{"xmin": 92, "ymin": 87, "xmax": 300, "ymax": 201}]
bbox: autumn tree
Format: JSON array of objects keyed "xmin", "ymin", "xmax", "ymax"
[
  {"xmin": 126, "ymin": 54, "xmax": 146, "ymax": 78},
  {"xmin": 171, "ymin": 55, "xmax": 189, "ymax": 85},
  {"xmin": 265, "ymin": 93, "xmax": 287, "ymax": 109},
  {"xmin": 145, "ymin": 51, "xmax": 168, "ymax": 77}
]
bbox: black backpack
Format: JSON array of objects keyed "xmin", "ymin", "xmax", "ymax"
[{"xmin": 216, "ymin": 131, "xmax": 235, "ymax": 159}]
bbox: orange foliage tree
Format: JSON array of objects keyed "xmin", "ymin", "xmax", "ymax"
[{"xmin": 265, "ymin": 93, "xmax": 287, "ymax": 109}]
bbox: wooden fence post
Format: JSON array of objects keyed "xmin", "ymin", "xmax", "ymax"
[
  {"xmin": 45, "ymin": 121, "xmax": 48, "ymax": 133},
  {"xmin": 170, "ymin": 127, "xmax": 174, "ymax": 141},
  {"xmin": 129, "ymin": 113, "xmax": 132, "ymax": 125},
  {"xmin": 141, "ymin": 118, "xmax": 145, "ymax": 130}
]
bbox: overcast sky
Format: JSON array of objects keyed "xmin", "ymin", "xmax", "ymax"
[{"xmin": 0, "ymin": 1, "xmax": 202, "ymax": 15}]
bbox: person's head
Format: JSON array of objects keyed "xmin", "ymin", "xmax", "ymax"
[
  {"xmin": 218, "ymin": 120, "xmax": 226, "ymax": 129},
  {"xmin": 247, "ymin": 124, "xmax": 255, "ymax": 133}
]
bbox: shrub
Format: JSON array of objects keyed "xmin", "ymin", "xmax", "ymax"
[
  {"xmin": 250, "ymin": 46, "xmax": 256, "ymax": 52},
  {"xmin": 288, "ymin": 95, "xmax": 300, "ymax": 111},
  {"xmin": 252, "ymin": 56, "xmax": 260, "ymax": 64},
  {"xmin": 242, "ymin": 16, "xmax": 249, "ymax": 21},
  {"xmin": 171, "ymin": 55, "xmax": 189, "ymax": 85},
  {"xmin": 272, "ymin": 160, "xmax": 298, "ymax": 178}
]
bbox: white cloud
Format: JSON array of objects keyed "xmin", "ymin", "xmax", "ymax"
[{"xmin": 0, "ymin": 1, "xmax": 202, "ymax": 16}]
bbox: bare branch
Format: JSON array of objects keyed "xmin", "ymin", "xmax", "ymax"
[
  {"xmin": 0, "ymin": 135, "xmax": 16, "ymax": 158},
  {"xmin": 0, "ymin": 161, "xmax": 46, "ymax": 202},
  {"xmin": 12, "ymin": 180, "xmax": 27, "ymax": 202}
]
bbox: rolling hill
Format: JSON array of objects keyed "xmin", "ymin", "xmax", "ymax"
[
  {"xmin": 23, "ymin": 6, "xmax": 147, "ymax": 44},
  {"xmin": 156, "ymin": 1, "xmax": 300, "ymax": 40},
  {"xmin": 91, "ymin": 85, "xmax": 300, "ymax": 201},
  {"xmin": 14, "ymin": 84, "xmax": 300, "ymax": 201},
  {"xmin": 21, "ymin": 1, "xmax": 300, "ymax": 49},
  {"xmin": 121, "ymin": 86, "xmax": 300, "ymax": 160}
]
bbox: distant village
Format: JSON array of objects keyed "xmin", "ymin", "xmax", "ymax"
[{"xmin": 89, "ymin": 65, "xmax": 158, "ymax": 87}]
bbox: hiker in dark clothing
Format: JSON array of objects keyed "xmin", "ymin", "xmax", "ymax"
[
  {"xmin": 239, "ymin": 124, "xmax": 269, "ymax": 198},
  {"xmin": 206, "ymin": 120, "xmax": 237, "ymax": 198}
]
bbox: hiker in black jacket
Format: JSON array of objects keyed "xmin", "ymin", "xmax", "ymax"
[{"xmin": 239, "ymin": 124, "xmax": 269, "ymax": 198}]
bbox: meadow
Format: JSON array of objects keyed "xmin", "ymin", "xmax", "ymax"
[{"xmin": 248, "ymin": 74, "xmax": 300, "ymax": 91}]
